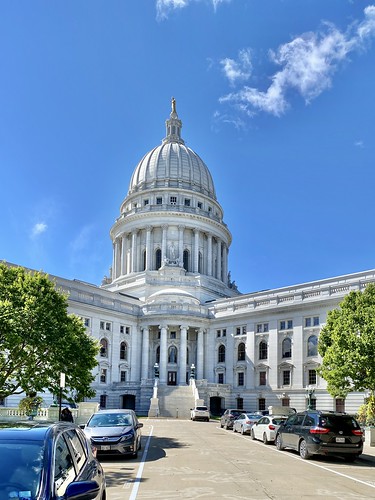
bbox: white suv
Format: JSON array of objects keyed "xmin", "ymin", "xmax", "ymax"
[{"xmin": 190, "ymin": 406, "xmax": 210, "ymax": 422}]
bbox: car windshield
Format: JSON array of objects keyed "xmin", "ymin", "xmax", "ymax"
[
  {"xmin": 196, "ymin": 407, "xmax": 207, "ymax": 411},
  {"xmin": 88, "ymin": 413, "xmax": 132, "ymax": 427},
  {"xmin": 0, "ymin": 440, "xmax": 44, "ymax": 499},
  {"xmin": 272, "ymin": 417, "xmax": 287, "ymax": 425}
]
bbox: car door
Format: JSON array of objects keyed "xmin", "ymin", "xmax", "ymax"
[
  {"xmin": 254, "ymin": 417, "xmax": 267, "ymax": 440},
  {"xmin": 289, "ymin": 414, "xmax": 306, "ymax": 449},
  {"xmin": 281, "ymin": 414, "xmax": 301, "ymax": 448},
  {"xmin": 53, "ymin": 434, "xmax": 77, "ymax": 497}
]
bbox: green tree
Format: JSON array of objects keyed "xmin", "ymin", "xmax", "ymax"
[
  {"xmin": 0, "ymin": 263, "xmax": 99, "ymax": 401},
  {"xmin": 318, "ymin": 283, "xmax": 375, "ymax": 422}
]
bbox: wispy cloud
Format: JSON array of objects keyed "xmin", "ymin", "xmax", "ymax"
[
  {"xmin": 219, "ymin": 5, "xmax": 375, "ymax": 117},
  {"xmin": 156, "ymin": 0, "xmax": 230, "ymax": 20},
  {"xmin": 220, "ymin": 48, "xmax": 253, "ymax": 86},
  {"xmin": 355, "ymin": 140, "xmax": 365, "ymax": 148},
  {"xmin": 31, "ymin": 222, "xmax": 47, "ymax": 238}
]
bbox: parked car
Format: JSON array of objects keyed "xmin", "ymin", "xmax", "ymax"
[
  {"xmin": 83, "ymin": 409, "xmax": 143, "ymax": 457},
  {"xmin": 220, "ymin": 409, "xmax": 243, "ymax": 430},
  {"xmin": 0, "ymin": 421, "xmax": 106, "ymax": 499},
  {"xmin": 191, "ymin": 405, "xmax": 210, "ymax": 421},
  {"xmin": 233, "ymin": 413, "xmax": 262, "ymax": 434},
  {"xmin": 251, "ymin": 415, "xmax": 288, "ymax": 443},
  {"xmin": 275, "ymin": 410, "xmax": 363, "ymax": 461}
]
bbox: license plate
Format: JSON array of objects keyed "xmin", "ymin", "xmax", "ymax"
[
  {"xmin": 336, "ymin": 437, "xmax": 345, "ymax": 443},
  {"xmin": 99, "ymin": 445, "xmax": 111, "ymax": 450}
]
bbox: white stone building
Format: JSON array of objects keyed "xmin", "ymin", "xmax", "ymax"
[{"xmin": 7, "ymin": 100, "xmax": 374, "ymax": 415}]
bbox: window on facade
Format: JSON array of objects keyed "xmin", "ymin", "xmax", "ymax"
[
  {"xmin": 308, "ymin": 369, "xmax": 317, "ymax": 385},
  {"xmin": 198, "ymin": 252, "xmax": 202, "ymax": 273},
  {"xmin": 259, "ymin": 371, "xmax": 266, "ymax": 386},
  {"xmin": 156, "ymin": 346, "xmax": 160, "ymax": 364},
  {"xmin": 257, "ymin": 323, "xmax": 269, "ymax": 333},
  {"xmin": 100, "ymin": 368, "xmax": 107, "ymax": 383},
  {"xmin": 335, "ymin": 398, "xmax": 345, "ymax": 412},
  {"xmin": 183, "ymin": 250, "xmax": 189, "ymax": 271},
  {"xmin": 218, "ymin": 344, "xmax": 226, "ymax": 363},
  {"xmin": 281, "ymin": 398, "xmax": 290, "ymax": 407},
  {"xmin": 120, "ymin": 325, "xmax": 124, "ymax": 334},
  {"xmin": 184, "ymin": 198, "xmax": 191, "ymax": 206},
  {"xmin": 142, "ymin": 250, "xmax": 146, "ymax": 271},
  {"xmin": 259, "ymin": 341, "xmax": 268, "ymax": 360},
  {"xmin": 280, "ymin": 320, "xmax": 293, "ymax": 330},
  {"xmin": 282, "ymin": 338, "xmax": 292, "ymax": 358},
  {"xmin": 100, "ymin": 339, "xmax": 108, "ymax": 357},
  {"xmin": 222, "ymin": 329, "xmax": 226, "ymax": 337},
  {"xmin": 100, "ymin": 321, "xmax": 111, "ymax": 331},
  {"xmin": 305, "ymin": 316, "xmax": 319, "ymax": 328},
  {"xmin": 236, "ymin": 397, "xmax": 244, "ymax": 410},
  {"xmin": 218, "ymin": 373, "xmax": 224, "ymax": 384},
  {"xmin": 156, "ymin": 197, "xmax": 162, "ymax": 205},
  {"xmin": 283, "ymin": 370, "xmax": 291, "ymax": 385},
  {"xmin": 99, "ymin": 395, "xmax": 107, "ymax": 408},
  {"xmin": 143, "ymin": 199, "xmax": 149, "ymax": 206},
  {"xmin": 238, "ymin": 343, "xmax": 246, "ymax": 361},
  {"xmin": 125, "ymin": 327, "xmax": 130, "ymax": 334},
  {"xmin": 155, "ymin": 249, "xmax": 162, "ymax": 269},
  {"xmin": 168, "ymin": 346, "xmax": 178, "ymax": 363},
  {"xmin": 120, "ymin": 342, "xmax": 127, "ymax": 361},
  {"xmin": 217, "ymin": 330, "xmax": 221, "ymax": 338},
  {"xmin": 307, "ymin": 335, "xmax": 318, "ymax": 356},
  {"xmin": 0, "ymin": 398, "xmax": 5, "ymax": 406},
  {"xmin": 197, "ymin": 201, "xmax": 202, "ymax": 209},
  {"xmin": 170, "ymin": 196, "xmax": 177, "ymax": 205},
  {"xmin": 238, "ymin": 372, "xmax": 244, "ymax": 386},
  {"xmin": 258, "ymin": 398, "xmax": 266, "ymax": 411},
  {"xmin": 170, "ymin": 331, "xmax": 176, "ymax": 339},
  {"xmin": 81, "ymin": 317, "xmax": 90, "ymax": 328},
  {"xmin": 120, "ymin": 371, "xmax": 126, "ymax": 383}
]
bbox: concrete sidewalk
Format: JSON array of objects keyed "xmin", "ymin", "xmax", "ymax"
[{"xmin": 359, "ymin": 441, "xmax": 375, "ymax": 464}]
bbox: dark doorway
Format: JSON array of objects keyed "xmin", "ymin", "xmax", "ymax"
[
  {"xmin": 121, "ymin": 394, "xmax": 135, "ymax": 410},
  {"xmin": 210, "ymin": 396, "xmax": 223, "ymax": 416},
  {"xmin": 168, "ymin": 371, "xmax": 177, "ymax": 386}
]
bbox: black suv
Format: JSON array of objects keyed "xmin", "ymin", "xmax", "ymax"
[
  {"xmin": 220, "ymin": 409, "xmax": 243, "ymax": 430},
  {"xmin": 275, "ymin": 410, "xmax": 363, "ymax": 461}
]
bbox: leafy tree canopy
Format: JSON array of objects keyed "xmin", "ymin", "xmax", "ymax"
[
  {"xmin": 0, "ymin": 263, "xmax": 99, "ymax": 401},
  {"xmin": 318, "ymin": 283, "xmax": 375, "ymax": 399}
]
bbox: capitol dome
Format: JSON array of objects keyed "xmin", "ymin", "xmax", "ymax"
[{"xmin": 128, "ymin": 98, "xmax": 216, "ymax": 200}]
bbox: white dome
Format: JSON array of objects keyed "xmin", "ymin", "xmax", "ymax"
[
  {"xmin": 128, "ymin": 99, "xmax": 216, "ymax": 200},
  {"xmin": 146, "ymin": 288, "xmax": 200, "ymax": 305}
]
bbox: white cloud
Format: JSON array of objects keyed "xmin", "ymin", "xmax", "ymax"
[
  {"xmin": 31, "ymin": 222, "xmax": 47, "ymax": 238},
  {"xmin": 156, "ymin": 0, "xmax": 230, "ymax": 20},
  {"xmin": 220, "ymin": 48, "xmax": 253, "ymax": 86},
  {"xmin": 355, "ymin": 140, "xmax": 365, "ymax": 148},
  {"xmin": 220, "ymin": 6, "xmax": 375, "ymax": 117}
]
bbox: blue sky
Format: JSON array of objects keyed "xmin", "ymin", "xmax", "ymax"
[{"xmin": 1, "ymin": 0, "xmax": 374, "ymax": 294}]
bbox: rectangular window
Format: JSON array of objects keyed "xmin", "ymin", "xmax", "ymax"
[
  {"xmin": 313, "ymin": 316, "xmax": 319, "ymax": 326},
  {"xmin": 120, "ymin": 325, "xmax": 124, "ymax": 334},
  {"xmin": 156, "ymin": 197, "xmax": 162, "ymax": 205},
  {"xmin": 259, "ymin": 371, "xmax": 266, "ymax": 386},
  {"xmin": 100, "ymin": 321, "xmax": 111, "ymax": 331},
  {"xmin": 281, "ymin": 398, "xmax": 290, "ymax": 407},
  {"xmin": 283, "ymin": 370, "xmax": 291, "ymax": 385},
  {"xmin": 305, "ymin": 316, "xmax": 320, "ymax": 328},
  {"xmin": 308, "ymin": 369, "xmax": 317, "ymax": 385},
  {"xmin": 280, "ymin": 320, "xmax": 293, "ymax": 330},
  {"xmin": 170, "ymin": 196, "xmax": 177, "ymax": 205},
  {"xmin": 216, "ymin": 330, "xmax": 221, "ymax": 338},
  {"xmin": 197, "ymin": 201, "xmax": 202, "ymax": 209},
  {"xmin": 170, "ymin": 331, "xmax": 176, "ymax": 339},
  {"xmin": 242, "ymin": 326, "xmax": 246, "ymax": 335},
  {"xmin": 222, "ymin": 329, "xmax": 226, "ymax": 337},
  {"xmin": 236, "ymin": 397, "xmax": 244, "ymax": 410},
  {"xmin": 335, "ymin": 398, "xmax": 345, "ymax": 412},
  {"xmin": 218, "ymin": 373, "xmax": 224, "ymax": 384},
  {"xmin": 99, "ymin": 395, "xmax": 107, "ymax": 408},
  {"xmin": 126, "ymin": 326, "xmax": 130, "ymax": 334},
  {"xmin": 184, "ymin": 198, "xmax": 191, "ymax": 206},
  {"xmin": 81, "ymin": 317, "xmax": 90, "ymax": 328},
  {"xmin": 238, "ymin": 372, "xmax": 244, "ymax": 386},
  {"xmin": 143, "ymin": 199, "xmax": 149, "ymax": 206},
  {"xmin": 100, "ymin": 368, "xmax": 107, "ymax": 384},
  {"xmin": 258, "ymin": 398, "xmax": 266, "ymax": 411},
  {"xmin": 120, "ymin": 371, "xmax": 126, "ymax": 382},
  {"xmin": 236, "ymin": 327, "xmax": 241, "ymax": 335}
]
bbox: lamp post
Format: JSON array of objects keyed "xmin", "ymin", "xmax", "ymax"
[
  {"xmin": 306, "ymin": 385, "xmax": 315, "ymax": 410},
  {"xmin": 190, "ymin": 363, "xmax": 196, "ymax": 380},
  {"xmin": 58, "ymin": 372, "xmax": 65, "ymax": 421},
  {"xmin": 154, "ymin": 363, "xmax": 159, "ymax": 379}
]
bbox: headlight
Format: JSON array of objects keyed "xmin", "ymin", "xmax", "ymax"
[{"xmin": 120, "ymin": 430, "xmax": 134, "ymax": 442}]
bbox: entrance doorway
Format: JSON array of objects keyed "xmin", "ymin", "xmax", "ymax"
[
  {"xmin": 210, "ymin": 396, "xmax": 223, "ymax": 417},
  {"xmin": 168, "ymin": 371, "xmax": 177, "ymax": 385},
  {"xmin": 121, "ymin": 394, "xmax": 135, "ymax": 410}
]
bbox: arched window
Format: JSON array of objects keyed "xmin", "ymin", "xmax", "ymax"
[
  {"xmin": 155, "ymin": 249, "xmax": 162, "ymax": 270},
  {"xmin": 168, "ymin": 346, "xmax": 178, "ymax": 363},
  {"xmin": 238, "ymin": 342, "xmax": 246, "ymax": 361},
  {"xmin": 282, "ymin": 338, "xmax": 292, "ymax": 358},
  {"xmin": 218, "ymin": 344, "xmax": 226, "ymax": 363},
  {"xmin": 307, "ymin": 335, "xmax": 318, "ymax": 356},
  {"xmin": 259, "ymin": 341, "xmax": 268, "ymax": 360},
  {"xmin": 183, "ymin": 250, "xmax": 189, "ymax": 271},
  {"xmin": 100, "ymin": 339, "xmax": 108, "ymax": 357},
  {"xmin": 198, "ymin": 251, "xmax": 203, "ymax": 273},
  {"xmin": 142, "ymin": 250, "xmax": 146, "ymax": 271},
  {"xmin": 156, "ymin": 346, "xmax": 160, "ymax": 364},
  {"xmin": 120, "ymin": 342, "xmax": 128, "ymax": 361}
]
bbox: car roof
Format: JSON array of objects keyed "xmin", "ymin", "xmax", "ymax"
[
  {"xmin": 93, "ymin": 409, "xmax": 135, "ymax": 415},
  {"xmin": 0, "ymin": 422, "xmax": 77, "ymax": 441}
]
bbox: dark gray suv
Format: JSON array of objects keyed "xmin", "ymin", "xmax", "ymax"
[
  {"xmin": 275, "ymin": 410, "xmax": 363, "ymax": 461},
  {"xmin": 220, "ymin": 409, "xmax": 243, "ymax": 430}
]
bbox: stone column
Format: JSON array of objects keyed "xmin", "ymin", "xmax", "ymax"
[
  {"xmin": 146, "ymin": 226, "xmax": 152, "ymax": 270},
  {"xmin": 112, "ymin": 241, "xmax": 117, "ymax": 279},
  {"xmin": 206, "ymin": 328, "xmax": 215, "ymax": 383},
  {"xmin": 179, "ymin": 325, "xmax": 188, "ymax": 385},
  {"xmin": 159, "ymin": 325, "xmax": 168, "ymax": 384},
  {"xmin": 130, "ymin": 326, "xmax": 142, "ymax": 382},
  {"xmin": 207, "ymin": 233, "xmax": 213, "ymax": 276},
  {"xmin": 197, "ymin": 328, "xmax": 204, "ymax": 380},
  {"xmin": 193, "ymin": 229, "xmax": 199, "ymax": 273},
  {"xmin": 178, "ymin": 225, "xmax": 185, "ymax": 266},
  {"xmin": 217, "ymin": 239, "xmax": 222, "ymax": 282},
  {"xmin": 120, "ymin": 235, "xmax": 126, "ymax": 276},
  {"xmin": 131, "ymin": 231, "xmax": 137, "ymax": 273},
  {"xmin": 222, "ymin": 244, "xmax": 228, "ymax": 285},
  {"xmin": 161, "ymin": 225, "xmax": 168, "ymax": 263},
  {"xmin": 141, "ymin": 327, "xmax": 150, "ymax": 380}
]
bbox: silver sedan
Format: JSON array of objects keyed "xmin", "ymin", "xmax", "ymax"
[{"xmin": 233, "ymin": 413, "xmax": 262, "ymax": 434}]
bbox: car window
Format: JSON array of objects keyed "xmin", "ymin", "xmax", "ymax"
[
  {"xmin": 65, "ymin": 429, "xmax": 87, "ymax": 473},
  {"xmin": 272, "ymin": 417, "xmax": 286, "ymax": 425},
  {"xmin": 196, "ymin": 406, "xmax": 208, "ymax": 411},
  {"xmin": 54, "ymin": 434, "xmax": 76, "ymax": 497},
  {"xmin": 258, "ymin": 417, "xmax": 266, "ymax": 424},
  {"xmin": 238, "ymin": 414, "xmax": 246, "ymax": 420},
  {"xmin": 286, "ymin": 414, "xmax": 304, "ymax": 426},
  {"xmin": 303, "ymin": 415, "xmax": 315, "ymax": 426},
  {"xmin": 319, "ymin": 415, "xmax": 360, "ymax": 431}
]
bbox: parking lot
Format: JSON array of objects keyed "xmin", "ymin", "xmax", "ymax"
[{"xmin": 101, "ymin": 418, "xmax": 375, "ymax": 499}]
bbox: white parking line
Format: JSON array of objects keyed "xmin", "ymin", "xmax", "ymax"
[{"xmin": 129, "ymin": 425, "xmax": 154, "ymax": 500}]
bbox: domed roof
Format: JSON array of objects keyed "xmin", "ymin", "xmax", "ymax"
[{"xmin": 128, "ymin": 99, "xmax": 216, "ymax": 200}]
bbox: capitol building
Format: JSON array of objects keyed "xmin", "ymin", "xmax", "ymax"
[{"xmin": 30, "ymin": 100, "xmax": 375, "ymax": 416}]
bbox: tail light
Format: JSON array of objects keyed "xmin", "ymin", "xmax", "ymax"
[
  {"xmin": 309, "ymin": 426, "xmax": 330, "ymax": 434},
  {"xmin": 352, "ymin": 429, "xmax": 363, "ymax": 436},
  {"xmin": 268, "ymin": 425, "xmax": 276, "ymax": 430},
  {"xmin": 245, "ymin": 420, "xmax": 251, "ymax": 424}
]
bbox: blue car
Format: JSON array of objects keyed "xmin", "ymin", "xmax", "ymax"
[{"xmin": 0, "ymin": 421, "xmax": 106, "ymax": 499}]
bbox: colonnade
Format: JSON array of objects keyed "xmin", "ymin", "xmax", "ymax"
[{"xmin": 111, "ymin": 225, "xmax": 228, "ymax": 283}]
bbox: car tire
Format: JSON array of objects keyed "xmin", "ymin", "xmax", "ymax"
[
  {"xmin": 251, "ymin": 429, "xmax": 255, "ymax": 440},
  {"xmin": 263, "ymin": 433, "xmax": 269, "ymax": 445},
  {"xmin": 241, "ymin": 426, "xmax": 246, "ymax": 435},
  {"xmin": 276, "ymin": 434, "xmax": 284, "ymax": 450},
  {"xmin": 220, "ymin": 422, "xmax": 224, "ymax": 428},
  {"xmin": 224, "ymin": 422, "xmax": 228, "ymax": 430},
  {"xmin": 299, "ymin": 439, "xmax": 311, "ymax": 460},
  {"xmin": 233, "ymin": 426, "xmax": 237, "ymax": 433},
  {"xmin": 206, "ymin": 418, "xmax": 209, "ymax": 422}
]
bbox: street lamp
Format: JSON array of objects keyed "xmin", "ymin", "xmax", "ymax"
[
  {"xmin": 58, "ymin": 372, "xmax": 65, "ymax": 421},
  {"xmin": 154, "ymin": 363, "xmax": 159, "ymax": 379},
  {"xmin": 190, "ymin": 364, "xmax": 196, "ymax": 380},
  {"xmin": 306, "ymin": 385, "xmax": 315, "ymax": 410}
]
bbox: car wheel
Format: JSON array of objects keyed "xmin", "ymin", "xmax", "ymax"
[
  {"xmin": 206, "ymin": 418, "xmax": 209, "ymax": 422},
  {"xmin": 233, "ymin": 426, "xmax": 237, "ymax": 433},
  {"xmin": 263, "ymin": 433, "xmax": 269, "ymax": 445},
  {"xmin": 220, "ymin": 422, "xmax": 224, "ymax": 428},
  {"xmin": 276, "ymin": 434, "xmax": 284, "ymax": 450},
  {"xmin": 251, "ymin": 429, "xmax": 255, "ymax": 440},
  {"xmin": 224, "ymin": 422, "xmax": 228, "ymax": 430},
  {"xmin": 241, "ymin": 426, "xmax": 246, "ymax": 435},
  {"xmin": 299, "ymin": 439, "xmax": 311, "ymax": 460}
]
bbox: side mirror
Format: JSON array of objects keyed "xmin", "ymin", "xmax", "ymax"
[{"xmin": 66, "ymin": 481, "xmax": 100, "ymax": 500}]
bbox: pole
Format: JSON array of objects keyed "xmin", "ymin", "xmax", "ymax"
[{"xmin": 59, "ymin": 372, "xmax": 66, "ymax": 421}]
